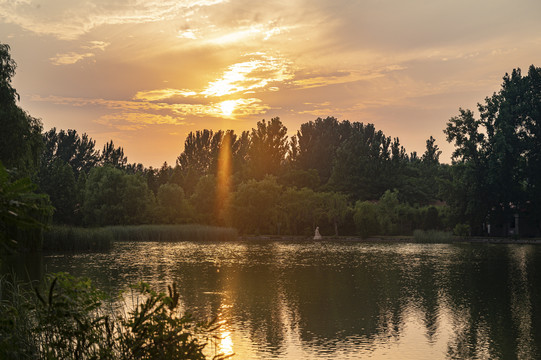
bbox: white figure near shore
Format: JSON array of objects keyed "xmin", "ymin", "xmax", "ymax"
[{"xmin": 314, "ymin": 226, "xmax": 322, "ymax": 240}]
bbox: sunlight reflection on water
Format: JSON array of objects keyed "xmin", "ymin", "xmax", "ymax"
[{"xmin": 5, "ymin": 241, "xmax": 541, "ymax": 359}]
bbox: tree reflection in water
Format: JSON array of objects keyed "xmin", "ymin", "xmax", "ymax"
[{"xmin": 2, "ymin": 241, "xmax": 540, "ymax": 359}]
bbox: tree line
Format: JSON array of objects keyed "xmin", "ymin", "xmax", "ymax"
[{"xmin": 2, "ymin": 42, "xmax": 541, "ymax": 239}]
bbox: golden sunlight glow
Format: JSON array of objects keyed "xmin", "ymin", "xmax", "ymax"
[
  {"xmin": 202, "ymin": 55, "xmax": 293, "ymax": 97},
  {"xmin": 209, "ymin": 26, "xmax": 262, "ymax": 44},
  {"xmin": 133, "ymin": 88, "xmax": 197, "ymax": 101},
  {"xmin": 202, "ymin": 61, "xmax": 258, "ymax": 97},
  {"xmin": 216, "ymin": 132, "xmax": 232, "ymax": 224},
  {"xmin": 219, "ymin": 100, "xmax": 238, "ymax": 116},
  {"xmin": 206, "ymin": 24, "xmax": 287, "ymax": 45},
  {"xmin": 219, "ymin": 330, "xmax": 234, "ymax": 356}
]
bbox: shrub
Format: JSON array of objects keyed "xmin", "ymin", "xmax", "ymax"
[
  {"xmin": 0, "ymin": 273, "xmax": 232, "ymax": 360},
  {"xmin": 353, "ymin": 201, "xmax": 380, "ymax": 238},
  {"xmin": 453, "ymin": 223, "xmax": 471, "ymax": 238}
]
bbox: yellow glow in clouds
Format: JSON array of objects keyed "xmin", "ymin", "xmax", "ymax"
[{"xmin": 219, "ymin": 100, "xmax": 238, "ymax": 116}]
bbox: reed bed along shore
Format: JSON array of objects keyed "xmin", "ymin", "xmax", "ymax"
[
  {"xmin": 43, "ymin": 224, "xmax": 238, "ymax": 251},
  {"xmin": 412, "ymin": 229, "xmax": 455, "ymax": 243},
  {"xmin": 105, "ymin": 224, "xmax": 238, "ymax": 242},
  {"xmin": 43, "ymin": 226, "xmax": 113, "ymax": 251}
]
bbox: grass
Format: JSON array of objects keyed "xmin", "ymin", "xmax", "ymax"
[
  {"xmin": 105, "ymin": 224, "xmax": 238, "ymax": 242},
  {"xmin": 413, "ymin": 229, "xmax": 455, "ymax": 243},
  {"xmin": 43, "ymin": 226, "xmax": 113, "ymax": 251},
  {"xmin": 0, "ymin": 273, "xmax": 230, "ymax": 360},
  {"xmin": 42, "ymin": 224, "xmax": 238, "ymax": 251}
]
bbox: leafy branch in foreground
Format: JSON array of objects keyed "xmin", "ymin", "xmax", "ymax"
[
  {"xmin": 0, "ymin": 273, "xmax": 233, "ymax": 359},
  {"xmin": 0, "ymin": 162, "xmax": 52, "ymax": 252}
]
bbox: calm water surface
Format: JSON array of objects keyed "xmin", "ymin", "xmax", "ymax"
[{"xmin": 5, "ymin": 241, "xmax": 541, "ymax": 359}]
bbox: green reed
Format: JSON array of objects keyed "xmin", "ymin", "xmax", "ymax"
[
  {"xmin": 43, "ymin": 226, "xmax": 113, "ymax": 251},
  {"xmin": 413, "ymin": 229, "xmax": 455, "ymax": 243},
  {"xmin": 42, "ymin": 224, "xmax": 238, "ymax": 251},
  {"xmin": 105, "ymin": 224, "xmax": 238, "ymax": 242},
  {"xmin": 0, "ymin": 273, "xmax": 232, "ymax": 360}
]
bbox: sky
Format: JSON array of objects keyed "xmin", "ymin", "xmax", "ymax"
[{"xmin": 2, "ymin": 0, "xmax": 541, "ymax": 167}]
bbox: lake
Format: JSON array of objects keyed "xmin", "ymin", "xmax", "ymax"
[{"xmin": 3, "ymin": 240, "xmax": 541, "ymax": 359}]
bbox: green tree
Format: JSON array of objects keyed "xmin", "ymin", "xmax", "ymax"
[
  {"xmin": 101, "ymin": 140, "xmax": 128, "ymax": 169},
  {"xmin": 230, "ymin": 176, "xmax": 282, "ymax": 234},
  {"xmin": 0, "ymin": 162, "xmax": 52, "ymax": 252},
  {"xmin": 329, "ymin": 122, "xmax": 392, "ymax": 200},
  {"xmin": 443, "ymin": 67, "xmax": 541, "ymax": 234},
  {"xmin": 248, "ymin": 118, "xmax": 288, "ymax": 179},
  {"xmin": 177, "ymin": 130, "xmax": 247, "ymax": 194},
  {"xmin": 41, "ymin": 128, "xmax": 100, "ymax": 178},
  {"xmin": 444, "ymin": 108, "xmax": 490, "ymax": 233},
  {"xmin": 39, "ymin": 159, "xmax": 77, "ymax": 224},
  {"xmin": 154, "ymin": 183, "xmax": 192, "ymax": 224},
  {"xmin": 0, "ymin": 44, "xmax": 43, "ymax": 175},
  {"xmin": 377, "ymin": 189, "xmax": 400, "ymax": 235},
  {"xmin": 278, "ymin": 169, "xmax": 320, "ymax": 190},
  {"xmin": 178, "ymin": 130, "xmax": 220, "ymax": 177},
  {"xmin": 294, "ymin": 117, "xmax": 350, "ymax": 184},
  {"xmin": 423, "ymin": 206, "xmax": 441, "ymax": 230},
  {"xmin": 321, "ymin": 192, "xmax": 349, "ymax": 236},
  {"xmin": 280, "ymin": 187, "xmax": 322, "ymax": 235},
  {"xmin": 353, "ymin": 201, "xmax": 379, "ymax": 238},
  {"xmin": 190, "ymin": 175, "xmax": 217, "ymax": 224},
  {"xmin": 479, "ymin": 66, "xmax": 540, "ymax": 232},
  {"xmin": 83, "ymin": 166, "xmax": 152, "ymax": 226}
]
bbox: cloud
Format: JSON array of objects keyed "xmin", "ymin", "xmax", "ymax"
[
  {"xmin": 202, "ymin": 23, "xmax": 291, "ymax": 45},
  {"xmin": 0, "ymin": 0, "xmax": 227, "ymax": 39},
  {"xmin": 133, "ymin": 88, "xmax": 198, "ymax": 102},
  {"xmin": 50, "ymin": 52, "xmax": 95, "ymax": 65},
  {"xmin": 131, "ymin": 52, "xmax": 294, "ymax": 104},
  {"xmin": 201, "ymin": 53, "xmax": 294, "ymax": 96},
  {"xmin": 177, "ymin": 30, "xmax": 198, "ymax": 39},
  {"xmin": 83, "ymin": 41, "xmax": 110, "ymax": 51},
  {"xmin": 31, "ymin": 93, "xmax": 270, "ymax": 130},
  {"xmin": 96, "ymin": 112, "xmax": 191, "ymax": 131},
  {"xmin": 290, "ymin": 66, "xmax": 406, "ymax": 90},
  {"xmin": 49, "ymin": 40, "xmax": 110, "ymax": 65}
]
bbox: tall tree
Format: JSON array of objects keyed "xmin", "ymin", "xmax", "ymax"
[
  {"xmin": 39, "ymin": 159, "xmax": 77, "ymax": 224},
  {"xmin": 0, "ymin": 44, "xmax": 43, "ymax": 175},
  {"xmin": 329, "ymin": 122, "xmax": 392, "ymax": 201},
  {"xmin": 82, "ymin": 166, "xmax": 151, "ymax": 226},
  {"xmin": 248, "ymin": 117, "xmax": 288, "ymax": 179},
  {"xmin": 177, "ymin": 130, "xmax": 219, "ymax": 175},
  {"xmin": 101, "ymin": 140, "xmax": 128, "ymax": 169},
  {"xmin": 322, "ymin": 192, "xmax": 349, "ymax": 236},
  {"xmin": 41, "ymin": 128, "xmax": 100, "ymax": 178},
  {"xmin": 444, "ymin": 108, "xmax": 489, "ymax": 232},
  {"xmin": 444, "ymin": 67, "xmax": 541, "ymax": 234},
  {"xmin": 177, "ymin": 130, "xmax": 224, "ymax": 194},
  {"xmin": 230, "ymin": 176, "xmax": 283, "ymax": 234},
  {"xmin": 479, "ymin": 66, "xmax": 541, "ymax": 232},
  {"xmin": 294, "ymin": 117, "xmax": 350, "ymax": 184},
  {"xmin": 154, "ymin": 183, "xmax": 192, "ymax": 224}
]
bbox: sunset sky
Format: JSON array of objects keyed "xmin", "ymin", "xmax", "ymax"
[{"xmin": 2, "ymin": 0, "xmax": 541, "ymax": 167}]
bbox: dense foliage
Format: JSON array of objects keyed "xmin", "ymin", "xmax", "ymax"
[
  {"xmin": 0, "ymin": 162, "xmax": 52, "ymax": 252},
  {"xmin": 2, "ymin": 42, "xmax": 541, "ymax": 238},
  {"xmin": 0, "ymin": 273, "xmax": 230, "ymax": 360}
]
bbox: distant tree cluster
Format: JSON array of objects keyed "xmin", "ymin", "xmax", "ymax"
[
  {"xmin": 26, "ymin": 115, "xmax": 450, "ymax": 236},
  {"xmin": 2, "ymin": 42, "xmax": 541, "ymax": 238}
]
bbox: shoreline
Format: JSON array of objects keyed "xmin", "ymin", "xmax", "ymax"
[{"xmin": 238, "ymin": 235, "xmax": 541, "ymax": 245}]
